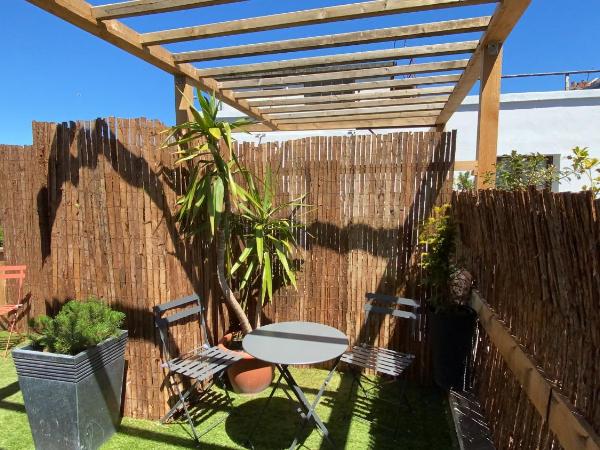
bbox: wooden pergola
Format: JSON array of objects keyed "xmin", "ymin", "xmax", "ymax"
[{"xmin": 26, "ymin": 0, "xmax": 531, "ymax": 188}]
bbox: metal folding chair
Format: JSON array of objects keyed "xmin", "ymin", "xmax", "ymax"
[
  {"xmin": 341, "ymin": 292, "xmax": 419, "ymax": 436},
  {"xmin": 0, "ymin": 265, "xmax": 27, "ymax": 357},
  {"xmin": 154, "ymin": 293, "xmax": 242, "ymax": 443}
]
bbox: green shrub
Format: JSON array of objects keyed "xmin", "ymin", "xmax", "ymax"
[
  {"xmin": 419, "ymin": 205, "xmax": 457, "ymax": 312},
  {"xmin": 28, "ymin": 298, "xmax": 125, "ymax": 355},
  {"xmin": 454, "ymin": 171, "xmax": 475, "ymax": 192},
  {"xmin": 484, "ymin": 150, "xmax": 559, "ymax": 191}
]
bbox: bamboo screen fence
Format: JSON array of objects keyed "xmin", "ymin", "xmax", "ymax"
[
  {"xmin": 453, "ymin": 190, "xmax": 600, "ymax": 450},
  {"xmin": 0, "ymin": 119, "xmax": 455, "ymax": 419}
]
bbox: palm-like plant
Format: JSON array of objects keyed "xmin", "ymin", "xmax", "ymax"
[
  {"xmin": 231, "ymin": 169, "xmax": 306, "ymax": 327},
  {"xmin": 163, "ymin": 90, "xmax": 305, "ymax": 334}
]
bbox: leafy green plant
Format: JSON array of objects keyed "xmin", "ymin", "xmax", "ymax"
[
  {"xmin": 483, "ymin": 150, "xmax": 559, "ymax": 191},
  {"xmin": 164, "ymin": 91, "xmax": 306, "ymax": 333},
  {"xmin": 563, "ymin": 146, "xmax": 600, "ymax": 197},
  {"xmin": 454, "ymin": 172, "xmax": 475, "ymax": 192},
  {"xmin": 230, "ymin": 169, "xmax": 306, "ymax": 326},
  {"xmin": 419, "ymin": 205, "xmax": 458, "ymax": 312},
  {"xmin": 28, "ymin": 298, "xmax": 125, "ymax": 355}
]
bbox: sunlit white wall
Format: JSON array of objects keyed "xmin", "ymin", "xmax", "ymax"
[{"xmin": 226, "ymin": 89, "xmax": 600, "ymax": 193}]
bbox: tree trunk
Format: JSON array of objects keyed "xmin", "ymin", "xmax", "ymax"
[
  {"xmin": 216, "ymin": 229, "xmax": 252, "ymax": 334},
  {"xmin": 216, "ymin": 181, "xmax": 252, "ymax": 335}
]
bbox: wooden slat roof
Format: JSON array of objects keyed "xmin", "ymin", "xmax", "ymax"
[{"xmin": 26, "ymin": 0, "xmax": 531, "ymax": 131}]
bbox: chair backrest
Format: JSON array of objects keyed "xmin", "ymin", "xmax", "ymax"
[
  {"xmin": 363, "ymin": 293, "xmax": 420, "ymax": 324},
  {"xmin": 0, "ymin": 265, "xmax": 26, "ymax": 305},
  {"xmin": 153, "ymin": 293, "xmax": 210, "ymax": 360}
]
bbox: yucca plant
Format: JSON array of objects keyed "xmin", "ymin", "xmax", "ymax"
[
  {"xmin": 163, "ymin": 90, "xmax": 306, "ymax": 334},
  {"xmin": 231, "ymin": 169, "xmax": 306, "ymax": 327}
]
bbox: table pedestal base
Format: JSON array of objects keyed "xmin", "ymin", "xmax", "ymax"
[{"xmin": 245, "ymin": 359, "xmax": 340, "ymax": 450}]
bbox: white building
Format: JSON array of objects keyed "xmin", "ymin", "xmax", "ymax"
[{"xmin": 226, "ymin": 89, "xmax": 600, "ymax": 192}]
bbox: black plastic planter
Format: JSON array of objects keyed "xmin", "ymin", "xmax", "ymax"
[
  {"xmin": 430, "ymin": 306, "xmax": 476, "ymax": 391},
  {"xmin": 12, "ymin": 330, "xmax": 128, "ymax": 450}
]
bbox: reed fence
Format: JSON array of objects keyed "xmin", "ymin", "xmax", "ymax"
[
  {"xmin": 454, "ymin": 189, "xmax": 600, "ymax": 450},
  {"xmin": 0, "ymin": 119, "xmax": 455, "ymax": 419}
]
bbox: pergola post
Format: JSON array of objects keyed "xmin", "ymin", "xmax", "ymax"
[
  {"xmin": 175, "ymin": 75, "xmax": 195, "ymax": 124},
  {"xmin": 475, "ymin": 42, "xmax": 503, "ymax": 189}
]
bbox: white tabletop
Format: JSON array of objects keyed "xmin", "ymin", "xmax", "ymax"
[{"xmin": 242, "ymin": 321, "xmax": 349, "ymax": 366}]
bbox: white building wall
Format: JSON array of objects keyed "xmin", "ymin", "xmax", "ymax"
[
  {"xmin": 447, "ymin": 90, "xmax": 600, "ymax": 192},
  {"xmin": 226, "ymin": 89, "xmax": 600, "ymax": 192}
]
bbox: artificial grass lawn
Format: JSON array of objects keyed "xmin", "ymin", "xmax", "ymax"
[{"xmin": 0, "ymin": 333, "xmax": 456, "ymax": 449}]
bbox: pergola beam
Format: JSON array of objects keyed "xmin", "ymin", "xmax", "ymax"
[
  {"xmin": 24, "ymin": 0, "xmax": 278, "ymax": 130},
  {"xmin": 198, "ymin": 41, "xmax": 479, "ymax": 78},
  {"xmin": 247, "ymin": 86, "xmax": 456, "ymax": 107},
  {"xmin": 213, "ymin": 61, "xmax": 396, "ymax": 81},
  {"xmin": 142, "ymin": 0, "xmax": 496, "ymax": 45},
  {"xmin": 172, "ymin": 16, "xmax": 491, "ymax": 62},
  {"xmin": 436, "ymin": 0, "xmax": 532, "ymax": 124},
  {"xmin": 219, "ymin": 59, "xmax": 469, "ymax": 90},
  {"xmin": 92, "ymin": 0, "xmax": 245, "ymax": 20},
  {"xmin": 258, "ymin": 95, "xmax": 451, "ymax": 113},
  {"xmin": 265, "ymin": 103, "xmax": 446, "ymax": 120},
  {"xmin": 275, "ymin": 111, "xmax": 440, "ymax": 125},
  {"xmin": 239, "ymin": 116, "xmax": 438, "ymax": 132},
  {"xmin": 236, "ymin": 74, "xmax": 461, "ymax": 99}
]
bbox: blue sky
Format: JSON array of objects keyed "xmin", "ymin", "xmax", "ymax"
[{"xmin": 1, "ymin": 0, "xmax": 599, "ymax": 144}]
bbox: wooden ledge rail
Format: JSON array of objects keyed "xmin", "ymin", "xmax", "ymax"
[
  {"xmin": 470, "ymin": 291, "xmax": 600, "ymax": 450},
  {"xmin": 454, "ymin": 160, "xmax": 477, "ymax": 171}
]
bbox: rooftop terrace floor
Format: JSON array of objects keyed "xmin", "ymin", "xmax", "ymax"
[{"xmin": 0, "ymin": 333, "xmax": 456, "ymax": 449}]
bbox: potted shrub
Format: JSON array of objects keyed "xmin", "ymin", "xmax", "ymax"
[
  {"xmin": 419, "ymin": 205, "xmax": 476, "ymax": 391},
  {"xmin": 12, "ymin": 298, "xmax": 127, "ymax": 450},
  {"xmin": 164, "ymin": 92, "xmax": 306, "ymax": 393}
]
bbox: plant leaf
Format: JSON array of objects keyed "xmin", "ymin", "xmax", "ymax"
[
  {"xmin": 255, "ymin": 226, "xmax": 264, "ymax": 265},
  {"xmin": 275, "ymin": 247, "xmax": 296, "ymax": 288}
]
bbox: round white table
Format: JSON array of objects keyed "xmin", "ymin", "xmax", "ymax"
[{"xmin": 242, "ymin": 321, "xmax": 349, "ymax": 449}]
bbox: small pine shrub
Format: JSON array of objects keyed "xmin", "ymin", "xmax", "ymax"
[{"xmin": 28, "ymin": 298, "xmax": 125, "ymax": 355}]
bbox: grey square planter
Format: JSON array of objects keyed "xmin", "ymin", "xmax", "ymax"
[{"xmin": 12, "ymin": 330, "xmax": 128, "ymax": 450}]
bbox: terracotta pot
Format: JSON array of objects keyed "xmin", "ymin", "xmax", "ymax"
[{"xmin": 218, "ymin": 333, "xmax": 274, "ymax": 394}]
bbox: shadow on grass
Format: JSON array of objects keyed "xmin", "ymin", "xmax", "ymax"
[
  {"xmin": 118, "ymin": 424, "xmax": 233, "ymax": 450},
  {"xmin": 0, "ymin": 399, "xmax": 25, "ymax": 414},
  {"xmin": 0, "ymin": 381, "xmax": 19, "ymax": 401}
]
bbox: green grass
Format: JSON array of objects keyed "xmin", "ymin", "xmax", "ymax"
[{"xmin": 0, "ymin": 333, "xmax": 456, "ymax": 449}]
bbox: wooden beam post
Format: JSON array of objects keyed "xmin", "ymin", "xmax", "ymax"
[
  {"xmin": 175, "ymin": 75, "xmax": 195, "ymax": 124},
  {"xmin": 476, "ymin": 42, "xmax": 503, "ymax": 189}
]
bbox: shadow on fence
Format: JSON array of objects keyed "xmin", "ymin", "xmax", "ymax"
[{"xmin": 1, "ymin": 119, "xmax": 455, "ymax": 425}]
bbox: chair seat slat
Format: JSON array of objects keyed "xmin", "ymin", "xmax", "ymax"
[
  {"xmin": 341, "ymin": 355, "xmax": 410, "ymax": 376},
  {"xmin": 167, "ymin": 347, "xmax": 241, "ymax": 382},
  {"xmin": 342, "ymin": 345, "xmax": 415, "ymax": 377},
  {"xmin": 343, "ymin": 350, "xmax": 413, "ymax": 372},
  {"xmin": 350, "ymin": 346, "xmax": 415, "ymax": 365},
  {"xmin": 341, "ymin": 354, "xmax": 404, "ymax": 376}
]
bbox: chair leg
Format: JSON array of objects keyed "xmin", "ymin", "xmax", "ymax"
[
  {"xmin": 347, "ymin": 369, "xmax": 359, "ymax": 401},
  {"xmin": 161, "ymin": 378, "xmax": 201, "ymax": 424},
  {"xmin": 3, "ymin": 314, "xmax": 18, "ymax": 358},
  {"xmin": 220, "ymin": 372, "xmax": 235, "ymax": 410},
  {"xmin": 167, "ymin": 373, "xmax": 201, "ymax": 443},
  {"xmin": 397, "ymin": 377, "xmax": 412, "ymax": 412},
  {"xmin": 393, "ymin": 377, "xmax": 412, "ymax": 440}
]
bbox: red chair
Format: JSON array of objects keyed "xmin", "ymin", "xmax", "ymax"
[{"xmin": 0, "ymin": 265, "xmax": 27, "ymax": 357}]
